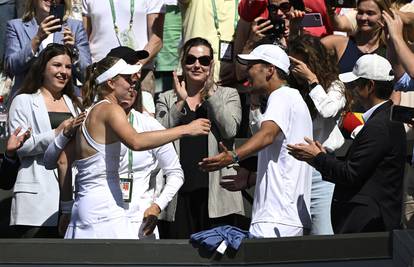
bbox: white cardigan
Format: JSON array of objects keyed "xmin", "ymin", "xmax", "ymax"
[{"xmin": 8, "ymin": 90, "xmax": 78, "ymax": 226}]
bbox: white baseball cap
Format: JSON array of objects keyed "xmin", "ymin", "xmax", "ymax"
[
  {"xmin": 339, "ymin": 54, "xmax": 394, "ymax": 83},
  {"xmin": 95, "ymin": 59, "xmax": 142, "ymax": 84},
  {"xmin": 237, "ymin": 44, "xmax": 290, "ymax": 74}
]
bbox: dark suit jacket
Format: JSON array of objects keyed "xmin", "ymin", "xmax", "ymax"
[
  {"xmin": 313, "ymin": 101, "xmax": 406, "ymax": 232},
  {"xmin": 0, "ymin": 156, "xmax": 19, "ymax": 190}
]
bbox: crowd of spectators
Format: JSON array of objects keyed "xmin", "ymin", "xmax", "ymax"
[{"xmin": 0, "ymin": 0, "xmax": 413, "ymax": 240}]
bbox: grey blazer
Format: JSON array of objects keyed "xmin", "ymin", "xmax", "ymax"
[
  {"xmin": 4, "ymin": 17, "xmax": 91, "ymax": 97},
  {"xmin": 156, "ymin": 86, "xmax": 245, "ymax": 219},
  {"xmin": 8, "ymin": 91, "xmax": 79, "ymax": 227}
]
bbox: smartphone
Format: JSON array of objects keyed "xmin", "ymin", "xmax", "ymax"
[
  {"xmin": 390, "ymin": 105, "xmax": 414, "ymax": 124},
  {"xmin": 49, "ymin": 3, "xmax": 65, "ymax": 32},
  {"xmin": 301, "ymin": 13, "xmax": 323, "ymax": 27},
  {"xmin": 257, "ymin": 17, "xmax": 285, "ymax": 37},
  {"xmin": 329, "ymin": 0, "xmax": 357, "ymax": 8}
]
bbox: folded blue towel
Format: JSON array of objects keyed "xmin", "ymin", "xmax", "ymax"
[{"xmin": 190, "ymin": 225, "xmax": 252, "ymax": 252}]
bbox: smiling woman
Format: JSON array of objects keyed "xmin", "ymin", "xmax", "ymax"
[
  {"xmin": 7, "ymin": 43, "xmax": 82, "ymax": 238},
  {"xmin": 155, "ymin": 37, "xmax": 245, "ymax": 239},
  {"xmin": 321, "ymin": 0, "xmax": 391, "ymax": 74},
  {"xmin": 4, "ymin": 0, "xmax": 91, "ymax": 98}
]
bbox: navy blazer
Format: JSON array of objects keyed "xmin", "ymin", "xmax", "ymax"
[
  {"xmin": 314, "ymin": 101, "xmax": 407, "ymax": 232},
  {"xmin": 4, "ymin": 17, "xmax": 91, "ymax": 97}
]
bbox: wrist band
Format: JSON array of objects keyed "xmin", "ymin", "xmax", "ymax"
[
  {"xmin": 230, "ymin": 150, "xmax": 240, "ymax": 164},
  {"xmin": 60, "ymin": 200, "xmax": 74, "ymax": 214}
]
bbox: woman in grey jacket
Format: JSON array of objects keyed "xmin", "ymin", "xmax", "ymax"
[{"xmin": 156, "ymin": 37, "xmax": 246, "ymax": 238}]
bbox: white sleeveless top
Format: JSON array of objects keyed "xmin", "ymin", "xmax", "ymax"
[{"xmin": 69, "ymin": 100, "xmax": 127, "ymax": 227}]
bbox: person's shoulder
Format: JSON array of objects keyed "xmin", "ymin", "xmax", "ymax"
[
  {"xmin": 158, "ymin": 89, "xmax": 176, "ymax": 99},
  {"xmin": 132, "ymin": 109, "xmax": 164, "ymax": 130},
  {"xmin": 321, "ymin": 34, "xmax": 348, "ymax": 47},
  {"xmin": 217, "ymin": 85, "xmax": 238, "ymax": 93},
  {"xmin": 6, "ymin": 18, "xmax": 24, "ymax": 27}
]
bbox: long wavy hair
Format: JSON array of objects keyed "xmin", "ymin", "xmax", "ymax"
[
  {"xmin": 22, "ymin": 0, "xmax": 72, "ymax": 22},
  {"xmin": 180, "ymin": 37, "xmax": 215, "ymax": 99},
  {"xmin": 18, "ymin": 43, "xmax": 81, "ymax": 110},
  {"xmin": 288, "ymin": 34, "xmax": 346, "ymax": 118},
  {"xmin": 81, "ymin": 56, "xmax": 120, "ymax": 109}
]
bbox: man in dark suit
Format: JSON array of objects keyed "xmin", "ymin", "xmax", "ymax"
[{"xmin": 288, "ymin": 54, "xmax": 407, "ymax": 233}]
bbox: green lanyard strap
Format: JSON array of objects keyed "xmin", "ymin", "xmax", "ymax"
[
  {"xmin": 210, "ymin": 0, "xmax": 239, "ymax": 38},
  {"xmin": 109, "ymin": 0, "xmax": 135, "ymax": 34}
]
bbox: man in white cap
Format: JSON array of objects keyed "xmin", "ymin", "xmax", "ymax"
[
  {"xmin": 288, "ymin": 54, "xmax": 407, "ymax": 233},
  {"xmin": 200, "ymin": 44, "xmax": 313, "ymax": 238}
]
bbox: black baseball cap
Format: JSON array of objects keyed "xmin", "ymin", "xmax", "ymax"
[{"xmin": 107, "ymin": 46, "xmax": 149, "ymax": 65}]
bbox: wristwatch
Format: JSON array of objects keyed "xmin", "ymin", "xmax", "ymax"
[
  {"xmin": 230, "ymin": 150, "xmax": 240, "ymax": 164},
  {"xmin": 308, "ymin": 81, "xmax": 319, "ymax": 90}
]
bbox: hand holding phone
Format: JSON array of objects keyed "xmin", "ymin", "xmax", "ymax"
[{"xmin": 49, "ymin": 3, "xmax": 65, "ymax": 32}]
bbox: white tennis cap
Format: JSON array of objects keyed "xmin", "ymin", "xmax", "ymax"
[
  {"xmin": 237, "ymin": 44, "xmax": 290, "ymax": 74},
  {"xmin": 339, "ymin": 54, "xmax": 394, "ymax": 83}
]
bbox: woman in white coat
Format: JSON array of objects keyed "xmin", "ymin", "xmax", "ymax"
[{"xmin": 8, "ymin": 43, "xmax": 82, "ymax": 237}]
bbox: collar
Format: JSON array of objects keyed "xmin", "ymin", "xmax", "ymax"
[{"xmin": 362, "ymin": 100, "xmax": 387, "ymax": 122}]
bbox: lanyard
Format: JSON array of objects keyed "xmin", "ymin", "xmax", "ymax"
[
  {"xmin": 210, "ymin": 0, "xmax": 239, "ymax": 38},
  {"xmin": 127, "ymin": 111, "xmax": 134, "ymax": 178},
  {"xmin": 109, "ymin": 0, "xmax": 135, "ymax": 34}
]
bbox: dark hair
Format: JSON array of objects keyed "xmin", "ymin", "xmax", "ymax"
[
  {"xmin": 180, "ymin": 37, "xmax": 215, "ymax": 99},
  {"xmin": 288, "ymin": 34, "xmax": 344, "ymax": 118},
  {"xmin": 18, "ymin": 43, "xmax": 81, "ymax": 110},
  {"xmin": 356, "ymin": 78, "xmax": 394, "ymax": 99},
  {"xmin": 81, "ymin": 56, "xmax": 119, "ymax": 109}
]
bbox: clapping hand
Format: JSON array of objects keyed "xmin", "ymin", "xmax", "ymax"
[
  {"xmin": 5, "ymin": 126, "xmax": 31, "ymax": 158},
  {"xmin": 173, "ymin": 71, "xmax": 188, "ymax": 102}
]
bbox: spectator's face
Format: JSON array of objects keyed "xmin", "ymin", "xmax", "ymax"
[
  {"xmin": 356, "ymin": 0, "xmax": 382, "ymax": 32},
  {"xmin": 184, "ymin": 45, "xmax": 213, "ymax": 85},
  {"xmin": 247, "ymin": 62, "xmax": 269, "ymax": 94},
  {"xmin": 269, "ymin": 0, "xmax": 292, "ymax": 20},
  {"xmin": 42, "ymin": 54, "xmax": 72, "ymax": 93},
  {"xmin": 349, "ymin": 79, "xmax": 372, "ymax": 108},
  {"xmin": 35, "ymin": 0, "xmax": 52, "ymax": 14}
]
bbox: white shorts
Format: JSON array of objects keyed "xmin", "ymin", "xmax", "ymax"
[{"xmin": 249, "ymin": 222, "xmax": 304, "ymax": 238}]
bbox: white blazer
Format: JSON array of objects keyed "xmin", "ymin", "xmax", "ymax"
[{"xmin": 8, "ymin": 90, "xmax": 78, "ymax": 226}]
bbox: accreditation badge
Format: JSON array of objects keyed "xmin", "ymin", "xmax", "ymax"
[
  {"xmin": 219, "ymin": 40, "xmax": 234, "ymax": 62},
  {"xmin": 119, "ymin": 175, "xmax": 133, "ymax": 203},
  {"xmin": 118, "ymin": 28, "xmax": 138, "ymax": 50}
]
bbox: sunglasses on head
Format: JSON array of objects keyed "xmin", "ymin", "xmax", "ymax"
[
  {"xmin": 185, "ymin": 54, "xmax": 212, "ymax": 66},
  {"xmin": 268, "ymin": 2, "xmax": 292, "ymax": 14}
]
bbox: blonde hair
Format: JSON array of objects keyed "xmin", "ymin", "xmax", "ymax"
[
  {"xmin": 81, "ymin": 57, "xmax": 120, "ymax": 109},
  {"xmin": 22, "ymin": 0, "xmax": 72, "ymax": 22}
]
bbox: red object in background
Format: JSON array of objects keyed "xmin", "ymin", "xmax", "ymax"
[
  {"xmin": 238, "ymin": 0, "xmax": 268, "ymax": 21},
  {"xmin": 237, "ymin": 0, "xmax": 335, "ymax": 37},
  {"xmin": 341, "ymin": 112, "xmax": 364, "ymax": 135}
]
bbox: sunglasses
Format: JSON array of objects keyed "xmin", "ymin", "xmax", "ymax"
[
  {"xmin": 185, "ymin": 55, "xmax": 212, "ymax": 66},
  {"xmin": 118, "ymin": 74, "xmax": 137, "ymax": 86},
  {"xmin": 268, "ymin": 2, "xmax": 292, "ymax": 14}
]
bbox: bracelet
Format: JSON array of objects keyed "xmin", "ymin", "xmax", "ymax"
[{"xmin": 60, "ymin": 200, "xmax": 74, "ymax": 214}]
